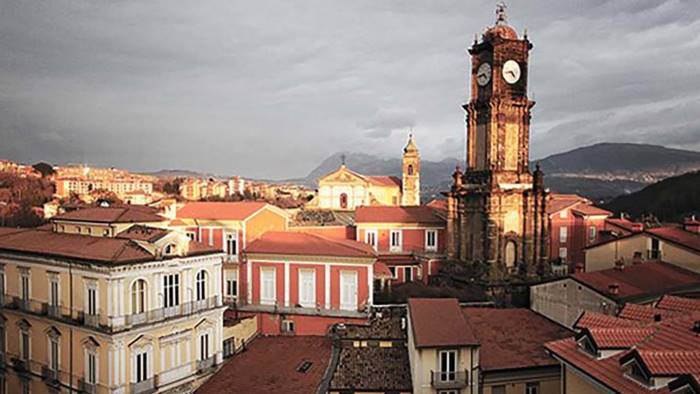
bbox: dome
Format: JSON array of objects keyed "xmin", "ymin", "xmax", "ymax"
[{"xmin": 484, "ymin": 24, "xmax": 518, "ymax": 40}]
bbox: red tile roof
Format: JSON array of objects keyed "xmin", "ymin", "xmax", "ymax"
[
  {"xmin": 196, "ymin": 336, "xmax": 332, "ymax": 394},
  {"xmin": 646, "ymin": 226, "xmax": 700, "ymax": 254},
  {"xmin": 617, "ymin": 303, "xmax": 678, "ymax": 323},
  {"xmin": 408, "ymin": 298, "xmax": 477, "ymax": 348},
  {"xmin": 245, "ymin": 231, "xmax": 376, "ymax": 258},
  {"xmin": 373, "ymin": 262, "xmax": 393, "ymax": 279},
  {"xmin": 0, "ymin": 228, "xmax": 219, "ymax": 265},
  {"xmin": 571, "ymin": 204, "xmax": 611, "ymax": 217},
  {"xmin": 53, "ymin": 206, "xmax": 165, "ymax": 223},
  {"xmin": 656, "ymin": 295, "xmax": 700, "ymax": 313},
  {"xmin": 176, "ymin": 201, "xmax": 270, "ymax": 221},
  {"xmin": 462, "ymin": 308, "xmax": 572, "ymax": 372},
  {"xmin": 116, "ymin": 225, "xmax": 170, "ymax": 242},
  {"xmin": 585, "ymin": 327, "xmax": 655, "ymax": 349},
  {"xmin": 355, "ymin": 206, "xmax": 445, "ymax": 225},
  {"xmin": 377, "ymin": 254, "xmax": 418, "ymax": 266},
  {"xmin": 366, "ymin": 175, "xmax": 402, "ymax": 187},
  {"xmin": 571, "ymin": 261, "xmax": 700, "ymax": 302},
  {"xmin": 547, "ymin": 194, "xmax": 586, "ymax": 215},
  {"xmin": 605, "ymin": 218, "xmax": 644, "ymax": 233},
  {"xmin": 546, "ymin": 305, "xmax": 700, "ymax": 393},
  {"xmin": 573, "ymin": 312, "xmax": 640, "ymax": 330}
]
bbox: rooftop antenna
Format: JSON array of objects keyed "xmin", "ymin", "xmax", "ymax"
[{"xmin": 496, "ymin": 1, "xmax": 508, "ymax": 26}]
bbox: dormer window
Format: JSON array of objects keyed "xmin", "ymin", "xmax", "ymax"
[
  {"xmin": 164, "ymin": 244, "xmax": 177, "ymax": 256},
  {"xmin": 576, "ymin": 335, "xmax": 598, "ymax": 357}
]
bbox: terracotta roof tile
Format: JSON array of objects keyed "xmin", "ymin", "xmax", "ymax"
[
  {"xmin": 330, "ymin": 344, "xmax": 412, "ymax": 392},
  {"xmin": 585, "ymin": 327, "xmax": 655, "ymax": 349},
  {"xmin": 176, "ymin": 201, "xmax": 270, "ymax": 221},
  {"xmin": 572, "ymin": 261, "xmax": 700, "ymax": 301},
  {"xmin": 355, "ymin": 206, "xmax": 445, "ymax": 225},
  {"xmin": 463, "ymin": 308, "xmax": 572, "ymax": 371},
  {"xmin": 635, "ymin": 350, "xmax": 700, "ymax": 376},
  {"xmin": 116, "ymin": 225, "xmax": 170, "ymax": 242},
  {"xmin": 618, "ymin": 303, "xmax": 678, "ymax": 323},
  {"xmin": 573, "ymin": 312, "xmax": 641, "ymax": 330},
  {"xmin": 408, "ymin": 298, "xmax": 477, "ymax": 348},
  {"xmin": 245, "ymin": 231, "xmax": 376, "ymax": 258},
  {"xmin": 366, "ymin": 176, "xmax": 402, "ymax": 187},
  {"xmin": 571, "ymin": 204, "xmax": 612, "ymax": 217},
  {"xmin": 196, "ymin": 336, "xmax": 332, "ymax": 394},
  {"xmin": 646, "ymin": 226, "xmax": 700, "ymax": 253},
  {"xmin": 53, "ymin": 206, "xmax": 165, "ymax": 223},
  {"xmin": 656, "ymin": 295, "xmax": 700, "ymax": 313},
  {"xmin": 373, "ymin": 262, "xmax": 393, "ymax": 278},
  {"xmin": 605, "ymin": 218, "xmax": 644, "ymax": 233},
  {"xmin": 547, "ymin": 194, "xmax": 586, "ymax": 215}
]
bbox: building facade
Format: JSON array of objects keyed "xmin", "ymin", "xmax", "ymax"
[
  {"xmin": 312, "ymin": 136, "xmax": 421, "ymax": 211},
  {"xmin": 446, "ymin": 8, "xmax": 548, "ymax": 279},
  {"xmin": 0, "ymin": 212, "xmax": 226, "ymax": 394}
]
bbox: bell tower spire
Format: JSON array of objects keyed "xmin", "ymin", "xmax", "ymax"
[{"xmin": 401, "ymin": 133, "xmax": 420, "ymax": 206}]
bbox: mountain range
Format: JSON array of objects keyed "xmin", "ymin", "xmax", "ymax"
[{"xmin": 296, "ymin": 143, "xmax": 700, "ymax": 201}]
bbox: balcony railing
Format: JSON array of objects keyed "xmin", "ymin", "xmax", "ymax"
[
  {"xmin": 0, "ymin": 294, "xmax": 220, "ymax": 333},
  {"xmin": 79, "ymin": 378, "xmax": 97, "ymax": 394},
  {"xmin": 197, "ymin": 357, "xmax": 216, "ymax": 373},
  {"xmin": 430, "ymin": 370, "xmax": 469, "ymax": 390},
  {"xmin": 41, "ymin": 365, "xmax": 60, "ymax": 385},
  {"xmin": 130, "ymin": 377, "xmax": 156, "ymax": 394}
]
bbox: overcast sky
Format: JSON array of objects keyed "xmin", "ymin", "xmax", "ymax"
[{"xmin": 1, "ymin": 0, "xmax": 699, "ymax": 179}]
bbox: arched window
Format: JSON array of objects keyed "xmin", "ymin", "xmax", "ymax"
[
  {"xmin": 407, "ymin": 164, "xmax": 414, "ymax": 176},
  {"xmin": 339, "ymin": 193, "xmax": 348, "ymax": 209},
  {"xmin": 196, "ymin": 271, "xmax": 207, "ymax": 301},
  {"xmin": 164, "ymin": 244, "xmax": 176, "ymax": 256},
  {"xmin": 131, "ymin": 280, "xmax": 147, "ymax": 314},
  {"xmin": 505, "ymin": 241, "xmax": 516, "ymax": 269}
]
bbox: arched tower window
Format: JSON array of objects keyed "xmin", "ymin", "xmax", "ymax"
[
  {"xmin": 131, "ymin": 279, "xmax": 147, "ymax": 314},
  {"xmin": 196, "ymin": 271, "xmax": 207, "ymax": 301},
  {"xmin": 339, "ymin": 193, "xmax": 348, "ymax": 209},
  {"xmin": 407, "ymin": 164, "xmax": 414, "ymax": 176},
  {"xmin": 505, "ymin": 241, "xmax": 517, "ymax": 269}
]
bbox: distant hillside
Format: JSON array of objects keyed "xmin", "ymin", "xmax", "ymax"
[
  {"xmin": 302, "ymin": 143, "xmax": 700, "ymax": 201},
  {"xmin": 142, "ymin": 169, "xmax": 218, "ymax": 179},
  {"xmin": 603, "ymin": 171, "xmax": 700, "ymax": 222}
]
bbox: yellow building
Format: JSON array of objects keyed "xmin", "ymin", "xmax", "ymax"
[
  {"xmin": 0, "ymin": 206, "xmax": 226, "ymax": 394},
  {"xmin": 311, "ymin": 136, "xmax": 421, "ymax": 211}
]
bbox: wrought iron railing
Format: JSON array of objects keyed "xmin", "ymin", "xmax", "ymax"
[{"xmin": 430, "ymin": 370, "xmax": 469, "ymax": 390}]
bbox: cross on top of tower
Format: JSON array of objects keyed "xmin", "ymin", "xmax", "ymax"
[
  {"xmin": 495, "ymin": 1, "xmax": 508, "ymax": 26},
  {"xmin": 340, "ymin": 154, "xmax": 346, "ymax": 167}
]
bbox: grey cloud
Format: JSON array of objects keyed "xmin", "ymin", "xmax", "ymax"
[{"xmin": 0, "ymin": 0, "xmax": 699, "ymax": 178}]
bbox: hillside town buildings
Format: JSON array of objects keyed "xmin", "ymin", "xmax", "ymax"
[{"xmin": 53, "ymin": 165, "xmax": 158, "ymax": 204}]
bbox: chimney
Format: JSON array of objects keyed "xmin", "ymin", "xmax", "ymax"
[
  {"xmin": 684, "ymin": 216, "xmax": 700, "ymax": 234},
  {"xmin": 614, "ymin": 259, "xmax": 625, "ymax": 271},
  {"xmin": 632, "ymin": 252, "xmax": 643, "ymax": 265},
  {"xmin": 608, "ymin": 283, "xmax": 620, "ymax": 295}
]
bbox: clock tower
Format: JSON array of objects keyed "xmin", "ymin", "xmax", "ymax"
[{"xmin": 446, "ymin": 3, "xmax": 548, "ymax": 279}]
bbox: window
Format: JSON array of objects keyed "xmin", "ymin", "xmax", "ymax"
[
  {"xmin": 407, "ymin": 164, "xmax": 414, "ymax": 175},
  {"xmin": 86, "ymin": 286, "xmax": 97, "ymax": 316},
  {"xmin": 589, "ymin": 226, "xmax": 597, "ymax": 241},
  {"xmin": 0, "ymin": 271, "xmax": 4, "ymax": 300},
  {"xmin": 389, "ymin": 266, "xmax": 397, "ymax": 279},
  {"xmin": 559, "ymin": 210, "xmax": 567, "ymax": 219},
  {"xmin": 0, "ymin": 325, "xmax": 5, "ymax": 355},
  {"xmin": 49, "ymin": 277, "xmax": 59, "ymax": 307},
  {"xmin": 135, "ymin": 350, "xmax": 148, "ymax": 383},
  {"xmin": 559, "ymin": 247, "xmax": 568, "ymax": 261},
  {"xmin": 339, "ymin": 193, "xmax": 348, "ymax": 209},
  {"xmin": 491, "ymin": 386, "xmax": 506, "ymax": 394},
  {"xmin": 20, "ymin": 330, "xmax": 30, "ymax": 361},
  {"xmin": 426, "ymin": 230, "xmax": 437, "ymax": 251},
  {"xmin": 20, "ymin": 272, "xmax": 30, "ymax": 301},
  {"xmin": 20, "ymin": 380, "xmax": 29, "ymax": 394},
  {"xmin": 163, "ymin": 274, "xmax": 180, "ymax": 308},
  {"xmin": 226, "ymin": 271, "xmax": 238, "ymax": 298},
  {"xmin": 226, "ymin": 232, "xmax": 238, "ymax": 257},
  {"xmin": 340, "ymin": 271, "xmax": 358, "ymax": 311},
  {"xmin": 559, "ymin": 226, "xmax": 568, "ymax": 243},
  {"xmin": 185, "ymin": 231, "xmax": 196, "ymax": 241},
  {"xmin": 49, "ymin": 336, "xmax": 59, "ymax": 371},
  {"xmin": 282, "ymin": 320, "xmax": 295, "ymax": 334},
  {"xmin": 131, "ymin": 279, "xmax": 147, "ymax": 314},
  {"xmin": 390, "ymin": 230, "xmax": 402, "ymax": 252},
  {"xmin": 199, "ymin": 333, "xmax": 210, "ymax": 361},
  {"xmin": 404, "ymin": 267, "xmax": 413, "ymax": 282},
  {"xmin": 526, "ymin": 382, "xmax": 540, "ymax": 394},
  {"xmin": 260, "ymin": 268, "xmax": 276, "ymax": 305},
  {"xmin": 364, "ymin": 230, "xmax": 378, "ymax": 250},
  {"xmin": 298, "ymin": 269, "xmax": 316, "ymax": 308},
  {"xmin": 164, "ymin": 243, "xmax": 176, "ymax": 256},
  {"xmin": 102, "ymin": 229, "xmax": 110, "ymax": 237},
  {"xmin": 196, "ymin": 270, "xmax": 207, "ymax": 301},
  {"xmin": 223, "ymin": 339, "xmax": 235, "ymax": 358},
  {"xmin": 505, "ymin": 241, "xmax": 516, "ymax": 269},
  {"xmin": 438, "ymin": 350, "xmax": 457, "ymax": 382}
]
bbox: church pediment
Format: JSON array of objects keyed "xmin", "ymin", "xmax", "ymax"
[{"xmin": 319, "ymin": 166, "xmax": 368, "ymax": 185}]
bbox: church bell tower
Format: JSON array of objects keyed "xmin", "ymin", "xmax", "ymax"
[
  {"xmin": 401, "ymin": 134, "xmax": 420, "ymax": 206},
  {"xmin": 447, "ymin": 3, "xmax": 548, "ymax": 278}
]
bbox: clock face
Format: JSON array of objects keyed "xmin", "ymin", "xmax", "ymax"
[
  {"xmin": 502, "ymin": 60, "xmax": 521, "ymax": 84},
  {"xmin": 476, "ymin": 62, "xmax": 492, "ymax": 86}
]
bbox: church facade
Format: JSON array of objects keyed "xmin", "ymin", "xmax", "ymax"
[
  {"xmin": 446, "ymin": 6, "xmax": 548, "ymax": 279},
  {"xmin": 312, "ymin": 136, "xmax": 421, "ymax": 211}
]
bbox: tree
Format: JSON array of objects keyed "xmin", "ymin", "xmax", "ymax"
[{"xmin": 32, "ymin": 162, "xmax": 55, "ymax": 178}]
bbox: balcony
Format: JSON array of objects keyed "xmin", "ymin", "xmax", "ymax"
[
  {"xmin": 197, "ymin": 357, "xmax": 216, "ymax": 373},
  {"xmin": 10, "ymin": 356, "xmax": 29, "ymax": 373},
  {"xmin": 130, "ymin": 377, "xmax": 156, "ymax": 394},
  {"xmin": 123, "ymin": 296, "xmax": 220, "ymax": 329},
  {"xmin": 13, "ymin": 297, "xmax": 31, "ymax": 311},
  {"xmin": 79, "ymin": 378, "xmax": 97, "ymax": 394},
  {"xmin": 41, "ymin": 365, "xmax": 59, "ymax": 385},
  {"xmin": 430, "ymin": 370, "xmax": 469, "ymax": 390}
]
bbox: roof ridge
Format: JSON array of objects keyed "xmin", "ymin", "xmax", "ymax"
[{"xmin": 304, "ymin": 232, "xmax": 375, "ymax": 256}]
